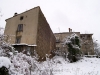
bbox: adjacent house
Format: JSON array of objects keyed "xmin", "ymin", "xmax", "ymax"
[
  {"xmin": 80, "ymin": 34, "xmax": 94, "ymax": 55},
  {"xmin": 4, "ymin": 6, "xmax": 56, "ymax": 60},
  {"xmin": 54, "ymin": 28, "xmax": 94, "ymax": 55}
]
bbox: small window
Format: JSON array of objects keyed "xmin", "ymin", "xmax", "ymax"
[
  {"xmin": 15, "ymin": 36, "xmax": 21, "ymax": 43},
  {"xmin": 17, "ymin": 24, "xmax": 23, "ymax": 31},
  {"xmin": 56, "ymin": 37, "xmax": 60, "ymax": 43},
  {"xmin": 80, "ymin": 36, "xmax": 82, "ymax": 38},
  {"xmin": 27, "ymin": 47, "xmax": 31, "ymax": 55},
  {"xmin": 20, "ymin": 16, "xmax": 24, "ymax": 20},
  {"xmin": 88, "ymin": 35, "xmax": 90, "ymax": 39}
]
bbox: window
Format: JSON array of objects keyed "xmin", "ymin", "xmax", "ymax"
[
  {"xmin": 17, "ymin": 24, "xmax": 23, "ymax": 31},
  {"xmin": 27, "ymin": 47, "xmax": 31, "ymax": 55},
  {"xmin": 87, "ymin": 35, "xmax": 90, "ymax": 39},
  {"xmin": 80, "ymin": 36, "xmax": 82, "ymax": 38},
  {"xmin": 15, "ymin": 36, "xmax": 21, "ymax": 43},
  {"xmin": 20, "ymin": 16, "xmax": 24, "ymax": 20},
  {"xmin": 56, "ymin": 37, "xmax": 60, "ymax": 43}
]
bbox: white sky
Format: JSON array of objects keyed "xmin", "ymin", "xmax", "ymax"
[{"xmin": 0, "ymin": 0, "xmax": 100, "ymax": 43}]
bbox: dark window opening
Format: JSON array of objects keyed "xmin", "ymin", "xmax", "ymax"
[
  {"xmin": 88, "ymin": 35, "xmax": 90, "ymax": 39},
  {"xmin": 82, "ymin": 37, "xmax": 85, "ymax": 39},
  {"xmin": 27, "ymin": 47, "xmax": 31, "ymax": 55},
  {"xmin": 20, "ymin": 16, "xmax": 24, "ymax": 20},
  {"xmin": 56, "ymin": 37, "xmax": 60, "ymax": 43},
  {"xmin": 56, "ymin": 47, "xmax": 60, "ymax": 50},
  {"xmin": 80, "ymin": 36, "xmax": 82, "ymax": 38},
  {"xmin": 15, "ymin": 36, "xmax": 21, "ymax": 43},
  {"xmin": 17, "ymin": 24, "xmax": 23, "ymax": 31}
]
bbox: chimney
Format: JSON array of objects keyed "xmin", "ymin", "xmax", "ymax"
[
  {"xmin": 14, "ymin": 12, "xmax": 18, "ymax": 16},
  {"xmin": 70, "ymin": 29, "xmax": 72, "ymax": 32},
  {"xmin": 69, "ymin": 28, "xmax": 72, "ymax": 32}
]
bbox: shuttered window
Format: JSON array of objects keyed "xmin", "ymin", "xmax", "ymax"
[{"xmin": 17, "ymin": 24, "xmax": 23, "ymax": 31}]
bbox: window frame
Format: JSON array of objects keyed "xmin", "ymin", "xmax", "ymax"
[{"xmin": 17, "ymin": 24, "xmax": 23, "ymax": 32}]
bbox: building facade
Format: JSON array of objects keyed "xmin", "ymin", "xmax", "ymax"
[
  {"xmin": 80, "ymin": 34, "xmax": 94, "ymax": 55},
  {"xmin": 54, "ymin": 32, "xmax": 80, "ymax": 52},
  {"xmin": 54, "ymin": 28, "xmax": 94, "ymax": 55},
  {"xmin": 4, "ymin": 6, "xmax": 56, "ymax": 60}
]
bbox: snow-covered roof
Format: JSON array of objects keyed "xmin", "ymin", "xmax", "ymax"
[
  {"xmin": 28, "ymin": 45, "xmax": 37, "ymax": 46},
  {"xmin": 12, "ymin": 43, "xmax": 37, "ymax": 46},
  {"xmin": 54, "ymin": 32, "xmax": 80, "ymax": 34}
]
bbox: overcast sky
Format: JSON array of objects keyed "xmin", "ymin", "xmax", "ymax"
[{"xmin": 0, "ymin": 0, "xmax": 100, "ymax": 43}]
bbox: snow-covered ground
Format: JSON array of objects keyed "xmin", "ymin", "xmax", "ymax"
[
  {"xmin": 40, "ymin": 56, "xmax": 100, "ymax": 75},
  {"xmin": 0, "ymin": 54, "xmax": 100, "ymax": 75}
]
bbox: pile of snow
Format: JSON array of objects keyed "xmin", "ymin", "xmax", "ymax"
[{"xmin": 0, "ymin": 57, "xmax": 11, "ymax": 68}]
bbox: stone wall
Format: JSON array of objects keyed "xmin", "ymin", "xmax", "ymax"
[
  {"xmin": 80, "ymin": 34, "xmax": 94, "ymax": 55},
  {"xmin": 36, "ymin": 8, "xmax": 56, "ymax": 61}
]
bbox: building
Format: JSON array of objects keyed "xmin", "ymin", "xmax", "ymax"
[
  {"xmin": 54, "ymin": 32, "xmax": 80, "ymax": 52},
  {"xmin": 54, "ymin": 28, "xmax": 94, "ymax": 55},
  {"xmin": 4, "ymin": 6, "xmax": 56, "ymax": 60},
  {"xmin": 80, "ymin": 34, "xmax": 94, "ymax": 55}
]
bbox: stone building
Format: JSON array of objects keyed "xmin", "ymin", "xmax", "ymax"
[
  {"xmin": 80, "ymin": 34, "xmax": 94, "ymax": 55},
  {"xmin": 54, "ymin": 32, "xmax": 80, "ymax": 52},
  {"xmin": 4, "ymin": 6, "xmax": 56, "ymax": 60},
  {"xmin": 54, "ymin": 28, "xmax": 94, "ymax": 55}
]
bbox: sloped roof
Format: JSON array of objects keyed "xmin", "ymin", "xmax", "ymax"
[{"xmin": 5, "ymin": 6, "xmax": 40, "ymax": 21}]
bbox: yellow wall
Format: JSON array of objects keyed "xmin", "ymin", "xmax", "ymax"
[{"xmin": 4, "ymin": 7, "xmax": 40, "ymax": 45}]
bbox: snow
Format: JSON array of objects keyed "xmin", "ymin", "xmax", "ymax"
[
  {"xmin": 39, "ymin": 56, "xmax": 100, "ymax": 75},
  {"xmin": 28, "ymin": 45, "xmax": 37, "ymax": 46},
  {"xmin": 0, "ymin": 28, "xmax": 4, "ymax": 34},
  {"xmin": 0, "ymin": 31, "xmax": 100, "ymax": 75},
  {"xmin": 12, "ymin": 43, "xmax": 37, "ymax": 46},
  {"xmin": 0, "ymin": 52, "xmax": 100, "ymax": 75},
  {"xmin": 0, "ymin": 57, "xmax": 11, "ymax": 68},
  {"xmin": 64, "ymin": 33, "xmax": 79, "ymax": 44}
]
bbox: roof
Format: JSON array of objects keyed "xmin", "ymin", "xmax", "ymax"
[
  {"xmin": 54, "ymin": 32, "xmax": 80, "ymax": 34},
  {"xmin": 80, "ymin": 34, "xmax": 93, "ymax": 35},
  {"xmin": 54, "ymin": 32, "xmax": 93, "ymax": 35},
  {"xmin": 5, "ymin": 6, "xmax": 40, "ymax": 21}
]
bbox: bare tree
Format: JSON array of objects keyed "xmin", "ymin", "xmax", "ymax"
[{"xmin": 93, "ymin": 39, "xmax": 100, "ymax": 56}]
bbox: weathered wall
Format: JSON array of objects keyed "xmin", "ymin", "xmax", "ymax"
[
  {"xmin": 54, "ymin": 32, "xmax": 80, "ymax": 50},
  {"xmin": 36, "ymin": 8, "xmax": 56, "ymax": 60},
  {"xmin": 54, "ymin": 33, "xmax": 94, "ymax": 55},
  {"xmin": 80, "ymin": 34, "xmax": 94, "ymax": 55},
  {"xmin": 4, "ymin": 7, "xmax": 39, "ymax": 45},
  {"xmin": 54, "ymin": 32, "xmax": 80, "ymax": 42}
]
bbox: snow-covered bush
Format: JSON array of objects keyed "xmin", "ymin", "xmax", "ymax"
[
  {"xmin": 0, "ymin": 28, "xmax": 15, "ymax": 57},
  {"xmin": 64, "ymin": 33, "xmax": 82, "ymax": 62},
  {"xmin": 52, "ymin": 49, "xmax": 67, "ymax": 58},
  {"xmin": 93, "ymin": 40, "xmax": 100, "ymax": 56},
  {"xmin": 0, "ymin": 57, "xmax": 11, "ymax": 75},
  {"xmin": 9, "ymin": 52, "xmax": 39, "ymax": 75}
]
